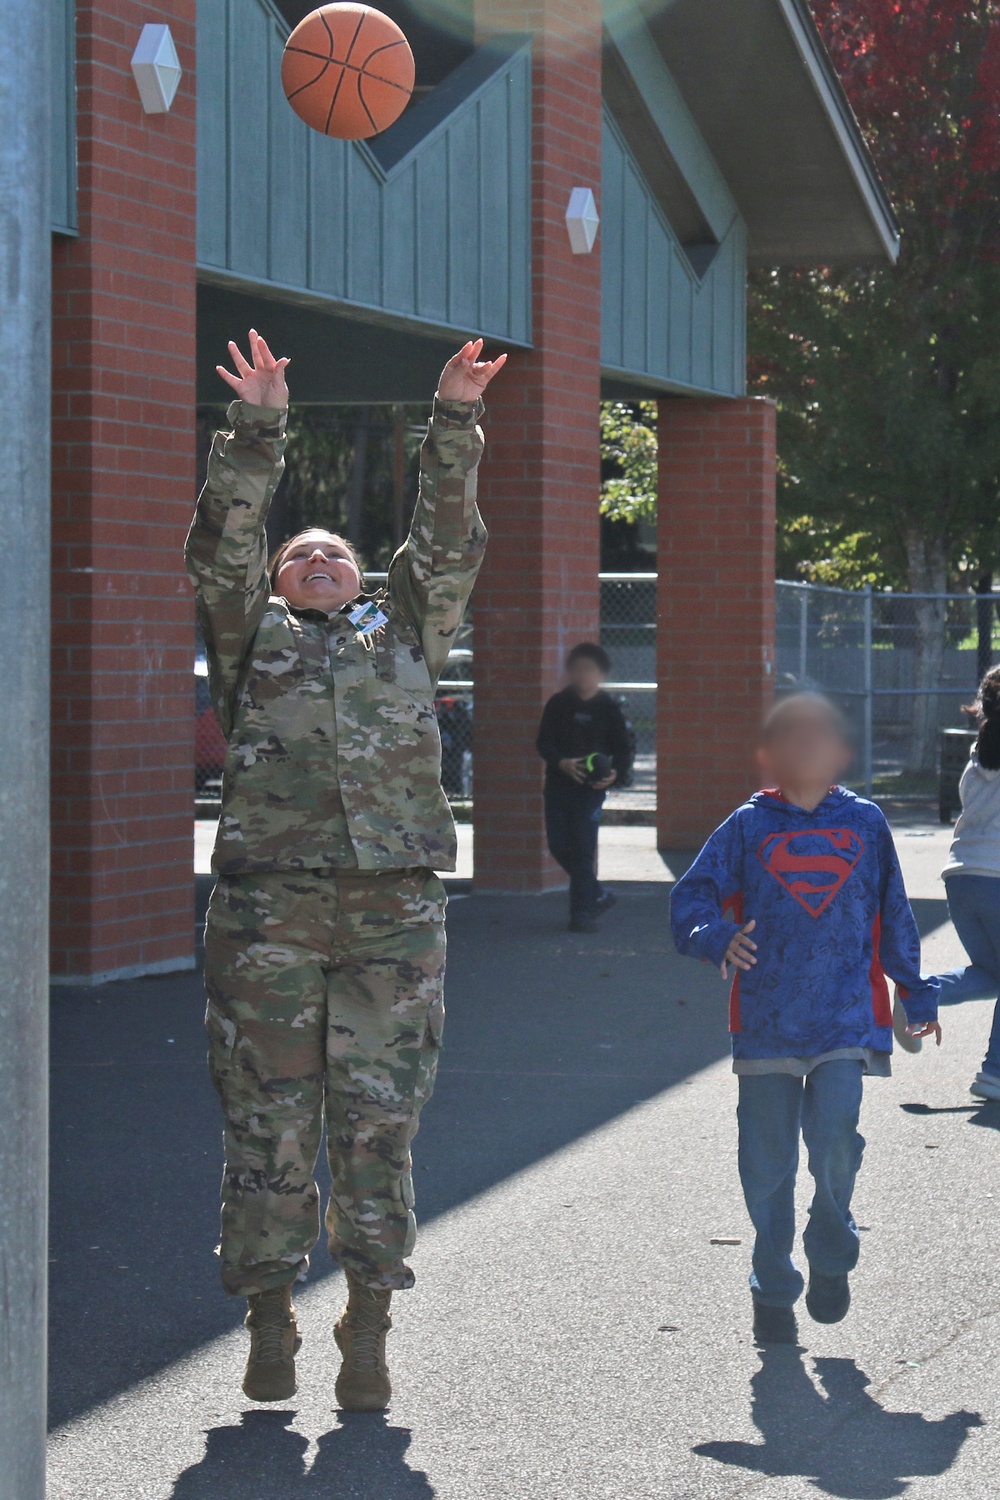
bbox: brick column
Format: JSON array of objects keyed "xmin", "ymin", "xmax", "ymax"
[
  {"xmin": 656, "ymin": 397, "xmax": 777, "ymax": 849},
  {"xmin": 50, "ymin": 0, "xmax": 197, "ymax": 981},
  {"xmin": 472, "ymin": 0, "xmax": 603, "ymax": 891}
]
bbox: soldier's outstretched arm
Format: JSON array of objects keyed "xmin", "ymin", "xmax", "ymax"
[
  {"xmin": 185, "ymin": 331, "xmax": 290, "ymax": 735},
  {"xmin": 388, "ymin": 340, "xmax": 506, "ymax": 684}
]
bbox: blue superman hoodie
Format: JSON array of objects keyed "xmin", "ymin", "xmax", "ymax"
[{"xmin": 670, "ymin": 787, "xmax": 939, "ymax": 1060}]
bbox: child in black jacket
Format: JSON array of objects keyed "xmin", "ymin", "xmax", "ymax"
[{"xmin": 536, "ymin": 643, "xmax": 633, "ymax": 932}]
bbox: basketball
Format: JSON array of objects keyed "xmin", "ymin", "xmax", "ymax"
[{"xmin": 281, "ymin": 4, "xmax": 415, "ymax": 141}]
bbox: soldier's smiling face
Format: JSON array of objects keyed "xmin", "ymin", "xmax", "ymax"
[{"xmin": 275, "ymin": 530, "xmax": 362, "ymax": 613}]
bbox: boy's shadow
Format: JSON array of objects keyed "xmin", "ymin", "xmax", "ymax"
[
  {"xmin": 172, "ymin": 1409, "xmax": 434, "ymax": 1499},
  {"xmin": 695, "ymin": 1350, "xmax": 982, "ymax": 1499}
]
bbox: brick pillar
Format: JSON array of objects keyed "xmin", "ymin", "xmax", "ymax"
[
  {"xmin": 50, "ymin": 0, "xmax": 197, "ymax": 982},
  {"xmin": 656, "ymin": 397, "xmax": 777, "ymax": 849},
  {"xmin": 472, "ymin": 0, "xmax": 603, "ymax": 891}
]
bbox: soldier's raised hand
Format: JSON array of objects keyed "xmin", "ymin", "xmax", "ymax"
[
  {"xmin": 216, "ymin": 329, "xmax": 290, "ymax": 410},
  {"xmin": 437, "ymin": 339, "xmax": 507, "ymax": 403}
]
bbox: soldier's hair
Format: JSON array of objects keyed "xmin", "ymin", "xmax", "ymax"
[
  {"xmin": 268, "ymin": 530, "xmax": 364, "ymax": 591},
  {"xmin": 761, "ymin": 692, "xmax": 849, "ymax": 745},
  {"xmin": 965, "ymin": 665, "xmax": 1000, "ymax": 771},
  {"xmin": 566, "ymin": 642, "xmax": 611, "ymax": 674}
]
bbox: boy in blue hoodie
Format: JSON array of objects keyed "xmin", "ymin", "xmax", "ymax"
[{"xmin": 670, "ymin": 694, "xmax": 940, "ymax": 1345}]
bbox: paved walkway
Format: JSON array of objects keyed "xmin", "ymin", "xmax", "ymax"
[{"xmin": 49, "ymin": 820, "xmax": 998, "ymax": 1498}]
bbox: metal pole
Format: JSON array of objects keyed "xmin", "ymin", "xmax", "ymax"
[
  {"xmin": 862, "ymin": 586, "xmax": 873, "ymax": 799},
  {"xmin": 798, "ymin": 587, "xmax": 808, "ymax": 683},
  {"xmin": 0, "ymin": 0, "xmax": 51, "ymax": 1488}
]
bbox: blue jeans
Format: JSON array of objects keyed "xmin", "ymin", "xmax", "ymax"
[
  {"xmin": 937, "ymin": 874, "xmax": 1000, "ymax": 1076},
  {"xmin": 543, "ymin": 780, "xmax": 605, "ymax": 917},
  {"xmin": 737, "ymin": 1060, "xmax": 865, "ymax": 1307}
]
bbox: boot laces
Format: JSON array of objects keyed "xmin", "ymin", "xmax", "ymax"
[
  {"xmin": 251, "ymin": 1291, "xmax": 292, "ymax": 1364},
  {"xmin": 346, "ymin": 1291, "xmax": 389, "ymax": 1372}
]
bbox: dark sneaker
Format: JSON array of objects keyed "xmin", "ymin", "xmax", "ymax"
[
  {"xmin": 752, "ymin": 1300, "xmax": 798, "ymax": 1346},
  {"xmin": 806, "ymin": 1271, "xmax": 851, "ymax": 1324},
  {"xmin": 594, "ymin": 890, "xmax": 618, "ymax": 916},
  {"xmin": 568, "ymin": 916, "xmax": 598, "ymax": 933}
]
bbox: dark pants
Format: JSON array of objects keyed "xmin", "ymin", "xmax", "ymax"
[
  {"xmin": 544, "ymin": 779, "xmax": 605, "ymax": 917},
  {"xmin": 737, "ymin": 1061, "xmax": 865, "ymax": 1306}
]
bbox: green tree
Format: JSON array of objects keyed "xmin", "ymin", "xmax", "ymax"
[
  {"xmin": 599, "ymin": 401, "xmax": 657, "ymax": 523},
  {"xmin": 749, "ymin": 1, "xmax": 1000, "ymax": 767}
]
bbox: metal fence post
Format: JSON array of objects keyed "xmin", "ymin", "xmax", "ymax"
[
  {"xmin": 862, "ymin": 586, "xmax": 873, "ymax": 799},
  {"xmin": 798, "ymin": 587, "xmax": 808, "ymax": 683},
  {"xmin": 0, "ymin": 0, "xmax": 51, "ymax": 1490}
]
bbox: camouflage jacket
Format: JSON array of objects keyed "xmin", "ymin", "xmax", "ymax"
[{"xmin": 185, "ymin": 396, "xmax": 486, "ymax": 874}]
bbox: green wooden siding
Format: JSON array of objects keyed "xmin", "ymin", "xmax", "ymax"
[
  {"xmin": 601, "ymin": 109, "xmax": 747, "ymax": 397},
  {"xmin": 197, "ymin": 0, "xmax": 531, "ymax": 344},
  {"xmin": 51, "ymin": 0, "xmax": 77, "ymax": 234}
]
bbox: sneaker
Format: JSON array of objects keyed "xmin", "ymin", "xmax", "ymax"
[
  {"xmin": 752, "ymin": 1299, "xmax": 798, "ymax": 1346},
  {"xmin": 970, "ymin": 1070, "xmax": 1000, "ymax": 1101},
  {"xmin": 805, "ymin": 1271, "xmax": 851, "ymax": 1324},
  {"xmin": 568, "ymin": 916, "xmax": 598, "ymax": 933},
  {"xmin": 893, "ymin": 990, "xmax": 922, "ymax": 1054},
  {"xmin": 594, "ymin": 890, "xmax": 618, "ymax": 916}
]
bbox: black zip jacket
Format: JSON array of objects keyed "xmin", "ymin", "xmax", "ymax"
[{"xmin": 536, "ymin": 688, "xmax": 633, "ymax": 785}]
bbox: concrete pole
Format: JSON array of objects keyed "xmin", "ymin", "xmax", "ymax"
[{"xmin": 0, "ymin": 0, "xmax": 51, "ymax": 1489}]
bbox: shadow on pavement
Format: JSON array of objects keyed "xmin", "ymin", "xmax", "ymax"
[
  {"xmin": 171, "ymin": 1410, "xmax": 433, "ymax": 1499},
  {"xmin": 695, "ymin": 1349, "xmax": 983, "ymax": 1499},
  {"xmin": 908, "ymin": 897, "xmax": 952, "ymax": 940},
  {"xmin": 900, "ymin": 1100, "xmax": 1000, "ymax": 1132},
  {"xmin": 50, "ymin": 880, "xmax": 732, "ymax": 1429}
]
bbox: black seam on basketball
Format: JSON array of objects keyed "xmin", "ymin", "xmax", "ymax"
[
  {"xmin": 285, "ymin": 39, "xmax": 407, "ymax": 66},
  {"xmin": 343, "ymin": 10, "xmax": 368, "ymax": 69},
  {"xmin": 285, "ymin": 54, "xmax": 336, "ymax": 102},
  {"xmin": 284, "ymin": 43, "xmax": 412, "ymax": 93},
  {"xmin": 325, "ymin": 62, "xmax": 349, "ymax": 134},
  {"xmin": 355, "ymin": 71, "xmax": 378, "ymax": 133}
]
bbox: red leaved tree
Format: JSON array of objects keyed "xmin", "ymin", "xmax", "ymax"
[{"xmin": 750, "ymin": 1, "xmax": 1000, "ymax": 769}]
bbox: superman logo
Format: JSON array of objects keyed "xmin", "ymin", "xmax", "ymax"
[{"xmin": 757, "ymin": 828, "xmax": 864, "ymax": 917}]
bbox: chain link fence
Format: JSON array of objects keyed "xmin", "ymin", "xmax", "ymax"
[
  {"xmin": 196, "ymin": 574, "xmax": 997, "ymax": 817},
  {"xmin": 776, "ymin": 581, "xmax": 1000, "ymax": 807},
  {"xmin": 600, "ymin": 574, "xmax": 656, "ymax": 813}
]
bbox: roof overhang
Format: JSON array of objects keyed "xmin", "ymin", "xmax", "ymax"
[{"xmin": 620, "ymin": 0, "xmax": 899, "ymax": 266}]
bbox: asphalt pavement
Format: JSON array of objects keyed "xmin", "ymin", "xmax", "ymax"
[{"xmin": 48, "ymin": 817, "xmax": 999, "ymax": 1498}]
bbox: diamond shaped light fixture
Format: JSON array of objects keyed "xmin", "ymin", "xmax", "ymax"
[
  {"xmin": 565, "ymin": 187, "xmax": 600, "ymax": 255},
  {"xmin": 131, "ymin": 24, "xmax": 182, "ymax": 114}
]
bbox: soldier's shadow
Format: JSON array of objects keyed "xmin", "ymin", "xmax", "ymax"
[
  {"xmin": 171, "ymin": 1408, "xmax": 434, "ymax": 1499},
  {"xmin": 694, "ymin": 1350, "xmax": 982, "ymax": 1499}
]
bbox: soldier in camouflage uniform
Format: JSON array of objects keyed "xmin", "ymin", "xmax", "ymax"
[{"xmin": 186, "ymin": 329, "xmax": 506, "ymax": 1407}]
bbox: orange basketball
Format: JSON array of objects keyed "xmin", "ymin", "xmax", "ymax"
[{"xmin": 281, "ymin": 4, "xmax": 415, "ymax": 141}]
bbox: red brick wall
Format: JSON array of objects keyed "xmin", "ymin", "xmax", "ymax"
[
  {"xmin": 472, "ymin": 0, "xmax": 603, "ymax": 891},
  {"xmin": 50, "ymin": 0, "xmax": 197, "ymax": 979},
  {"xmin": 656, "ymin": 397, "xmax": 777, "ymax": 849}
]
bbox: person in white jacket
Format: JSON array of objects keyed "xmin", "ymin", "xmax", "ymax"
[{"xmin": 933, "ymin": 666, "xmax": 1000, "ymax": 1099}]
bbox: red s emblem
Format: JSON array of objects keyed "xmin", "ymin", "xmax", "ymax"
[{"xmin": 758, "ymin": 828, "xmax": 864, "ymax": 917}]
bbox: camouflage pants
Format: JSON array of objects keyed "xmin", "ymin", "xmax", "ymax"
[{"xmin": 204, "ymin": 868, "xmax": 446, "ymax": 1296}]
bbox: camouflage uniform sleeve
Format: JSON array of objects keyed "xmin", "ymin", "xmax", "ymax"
[
  {"xmin": 386, "ymin": 396, "xmax": 487, "ymax": 686},
  {"xmin": 185, "ymin": 400, "xmax": 287, "ymax": 735}
]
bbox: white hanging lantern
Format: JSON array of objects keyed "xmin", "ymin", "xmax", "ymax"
[
  {"xmin": 130, "ymin": 24, "xmax": 183, "ymax": 114},
  {"xmin": 565, "ymin": 187, "xmax": 600, "ymax": 255}
]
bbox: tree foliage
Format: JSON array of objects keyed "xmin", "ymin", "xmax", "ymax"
[
  {"xmin": 599, "ymin": 401, "xmax": 658, "ymax": 522},
  {"xmin": 749, "ymin": 0, "xmax": 1000, "ymax": 595}
]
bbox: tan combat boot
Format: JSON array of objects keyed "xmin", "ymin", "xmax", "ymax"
[
  {"xmin": 243, "ymin": 1284, "xmax": 301, "ymax": 1402},
  {"xmin": 334, "ymin": 1275, "xmax": 392, "ymax": 1411}
]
